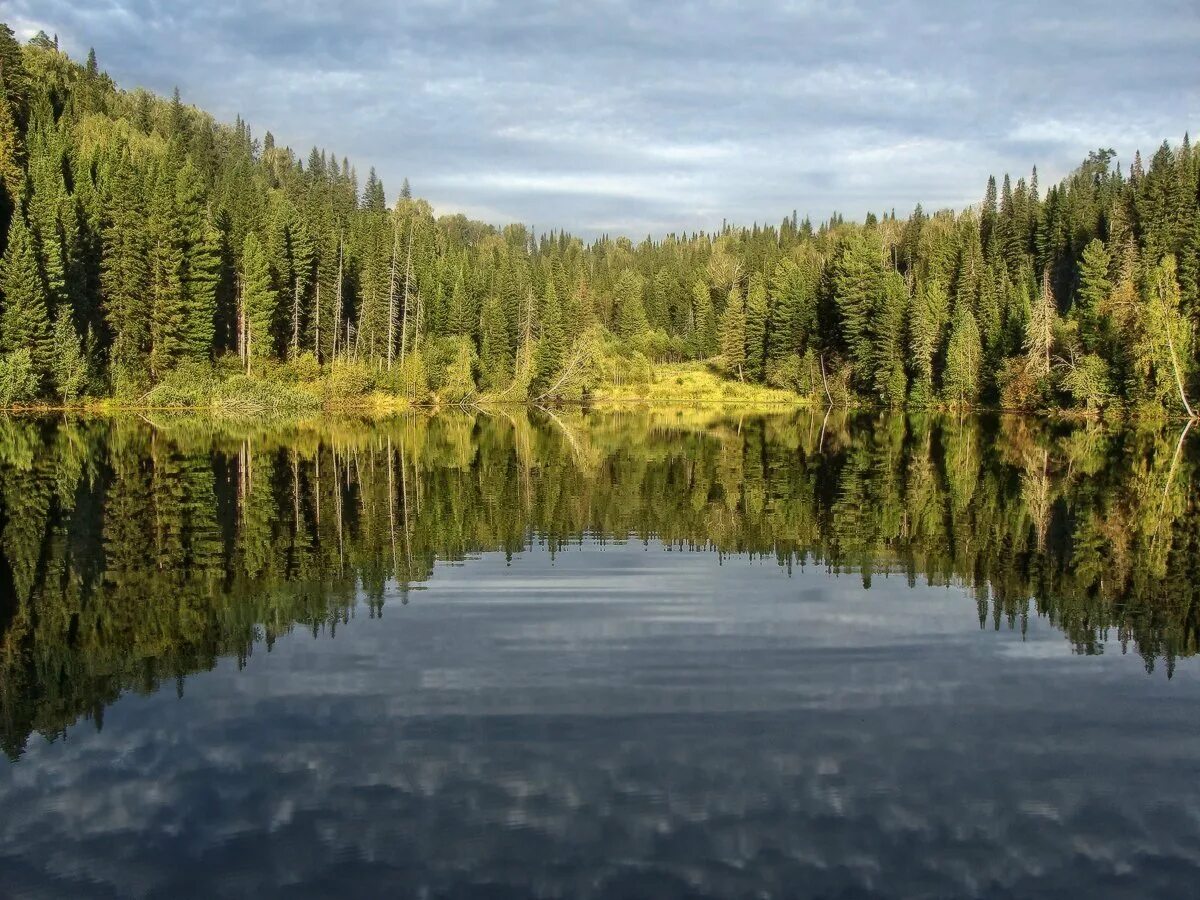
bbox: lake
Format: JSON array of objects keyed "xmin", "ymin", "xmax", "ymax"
[{"xmin": 1, "ymin": 408, "xmax": 1198, "ymax": 898}]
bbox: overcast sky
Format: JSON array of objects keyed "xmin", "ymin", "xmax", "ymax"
[{"xmin": 8, "ymin": 1, "xmax": 1200, "ymax": 237}]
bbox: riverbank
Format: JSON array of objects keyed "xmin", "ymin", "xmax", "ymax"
[{"xmin": 0, "ymin": 359, "xmax": 1192, "ymax": 421}]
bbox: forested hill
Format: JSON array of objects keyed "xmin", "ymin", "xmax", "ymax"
[{"xmin": 0, "ymin": 26, "xmax": 1198, "ymax": 413}]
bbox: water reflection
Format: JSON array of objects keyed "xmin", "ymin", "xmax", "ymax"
[
  {"xmin": 1, "ymin": 409, "xmax": 1199, "ymax": 896},
  {"xmin": 0, "ymin": 408, "xmax": 1198, "ymax": 761}
]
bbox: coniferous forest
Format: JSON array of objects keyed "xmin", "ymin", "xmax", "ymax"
[{"xmin": 1, "ymin": 26, "xmax": 1199, "ymax": 414}]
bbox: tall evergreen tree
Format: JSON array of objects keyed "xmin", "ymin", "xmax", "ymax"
[
  {"xmin": 743, "ymin": 271, "xmax": 768, "ymax": 380},
  {"xmin": 719, "ymin": 284, "xmax": 746, "ymax": 379},
  {"xmin": 0, "ymin": 213, "xmax": 51, "ymax": 378},
  {"xmin": 241, "ymin": 232, "xmax": 276, "ymax": 366}
]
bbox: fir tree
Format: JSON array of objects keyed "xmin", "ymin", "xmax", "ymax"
[
  {"xmin": 0, "ymin": 214, "xmax": 51, "ymax": 380},
  {"xmin": 719, "ymin": 284, "xmax": 746, "ymax": 379},
  {"xmin": 241, "ymin": 232, "xmax": 276, "ymax": 366},
  {"xmin": 945, "ymin": 303, "xmax": 982, "ymax": 405},
  {"xmin": 744, "ymin": 271, "xmax": 768, "ymax": 380}
]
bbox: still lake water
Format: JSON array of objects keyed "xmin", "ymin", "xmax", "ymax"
[{"xmin": 1, "ymin": 408, "xmax": 1198, "ymax": 898}]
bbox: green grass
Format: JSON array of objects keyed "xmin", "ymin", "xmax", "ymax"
[{"xmin": 592, "ymin": 361, "xmax": 809, "ymax": 405}]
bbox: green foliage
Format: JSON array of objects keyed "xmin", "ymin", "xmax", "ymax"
[
  {"xmin": 744, "ymin": 271, "xmax": 768, "ymax": 380},
  {"xmin": 0, "ymin": 37, "xmax": 1197, "ymax": 414},
  {"xmin": 241, "ymin": 232, "xmax": 275, "ymax": 362},
  {"xmin": 1075, "ymin": 239, "xmax": 1110, "ymax": 348},
  {"xmin": 690, "ymin": 278, "xmax": 716, "ymax": 358},
  {"xmin": 613, "ymin": 269, "xmax": 648, "ymax": 342},
  {"xmin": 0, "ymin": 214, "xmax": 51, "ymax": 380},
  {"xmin": 0, "ymin": 347, "xmax": 37, "ymax": 405},
  {"xmin": 944, "ymin": 304, "xmax": 982, "ymax": 405},
  {"xmin": 831, "ymin": 229, "xmax": 886, "ymax": 389},
  {"xmin": 719, "ymin": 284, "xmax": 746, "ymax": 379},
  {"xmin": 50, "ymin": 305, "xmax": 88, "ymax": 402},
  {"xmin": 1062, "ymin": 353, "xmax": 1112, "ymax": 410}
]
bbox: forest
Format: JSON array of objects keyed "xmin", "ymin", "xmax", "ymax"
[
  {"xmin": 1, "ymin": 27, "xmax": 1199, "ymax": 413},
  {"xmin": 1, "ymin": 408, "xmax": 1198, "ymax": 758}
]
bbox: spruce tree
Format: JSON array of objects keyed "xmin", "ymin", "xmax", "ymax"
[
  {"xmin": 744, "ymin": 271, "xmax": 767, "ymax": 380},
  {"xmin": 0, "ymin": 214, "xmax": 52, "ymax": 382},
  {"xmin": 241, "ymin": 232, "xmax": 276, "ymax": 365},
  {"xmin": 532, "ymin": 281, "xmax": 564, "ymax": 395},
  {"xmin": 101, "ymin": 154, "xmax": 149, "ymax": 381},
  {"xmin": 1075, "ymin": 239, "xmax": 1111, "ymax": 351},
  {"xmin": 873, "ymin": 271, "xmax": 908, "ymax": 403},
  {"xmin": 614, "ymin": 269, "xmax": 648, "ymax": 340},
  {"xmin": 831, "ymin": 229, "xmax": 888, "ymax": 389},
  {"xmin": 478, "ymin": 292, "xmax": 509, "ymax": 389},
  {"xmin": 690, "ymin": 278, "xmax": 715, "ymax": 358},
  {"xmin": 50, "ymin": 303, "xmax": 87, "ymax": 401},
  {"xmin": 719, "ymin": 284, "xmax": 746, "ymax": 379},
  {"xmin": 944, "ymin": 304, "xmax": 982, "ymax": 405},
  {"xmin": 148, "ymin": 165, "xmax": 186, "ymax": 377}
]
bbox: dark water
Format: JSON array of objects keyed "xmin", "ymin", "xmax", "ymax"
[{"xmin": 1, "ymin": 409, "xmax": 1198, "ymax": 898}]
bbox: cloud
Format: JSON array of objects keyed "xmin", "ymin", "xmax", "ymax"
[{"xmin": 9, "ymin": 0, "xmax": 1198, "ymax": 236}]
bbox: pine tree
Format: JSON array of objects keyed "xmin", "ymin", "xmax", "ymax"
[
  {"xmin": 944, "ymin": 303, "xmax": 982, "ymax": 405},
  {"xmin": 50, "ymin": 303, "xmax": 87, "ymax": 401},
  {"xmin": 147, "ymin": 165, "xmax": 186, "ymax": 377},
  {"xmin": 241, "ymin": 232, "xmax": 276, "ymax": 366},
  {"xmin": 478, "ymin": 292, "xmax": 509, "ymax": 389},
  {"xmin": 719, "ymin": 284, "xmax": 746, "ymax": 379},
  {"xmin": 744, "ymin": 271, "xmax": 768, "ymax": 380},
  {"xmin": 447, "ymin": 269, "xmax": 471, "ymax": 336},
  {"xmin": 1025, "ymin": 269, "xmax": 1057, "ymax": 382},
  {"xmin": 102, "ymin": 154, "xmax": 149, "ymax": 382},
  {"xmin": 532, "ymin": 280, "xmax": 564, "ymax": 395},
  {"xmin": 0, "ymin": 214, "xmax": 52, "ymax": 382},
  {"xmin": 614, "ymin": 269, "xmax": 648, "ymax": 340},
  {"xmin": 0, "ymin": 92, "xmax": 23, "ymax": 229},
  {"xmin": 25, "ymin": 124, "xmax": 69, "ymax": 309},
  {"xmin": 910, "ymin": 277, "xmax": 949, "ymax": 404},
  {"xmin": 873, "ymin": 271, "xmax": 908, "ymax": 403},
  {"xmin": 690, "ymin": 278, "xmax": 716, "ymax": 358},
  {"xmin": 1075, "ymin": 239, "xmax": 1111, "ymax": 351},
  {"xmin": 831, "ymin": 229, "xmax": 886, "ymax": 389}
]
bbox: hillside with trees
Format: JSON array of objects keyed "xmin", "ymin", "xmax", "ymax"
[{"xmin": 1, "ymin": 26, "xmax": 1198, "ymax": 414}]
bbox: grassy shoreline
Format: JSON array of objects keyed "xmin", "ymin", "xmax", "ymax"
[{"xmin": 0, "ymin": 361, "xmax": 1190, "ymax": 422}]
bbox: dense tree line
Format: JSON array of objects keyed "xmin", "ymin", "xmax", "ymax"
[
  {"xmin": 0, "ymin": 28, "xmax": 1198, "ymax": 412},
  {"xmin": 1, "ymin": 409, "xmax": 1198, "ymax": 756}
]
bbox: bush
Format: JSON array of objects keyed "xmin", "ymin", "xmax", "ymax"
[
  {"xmin": 438, "ymin": 337, "xmax": 478, "ymax": 403},
  {"xmin": 765, "ymin": 353, "xmax": 815, "ymax": 395},
  {"xmin": 997, "ymin": 357, "xmax": 1041, "ymax": 410},
  {"xmin": 320, "ymin": 359, "xmax": 375, "ymax": 404},
  {"xmin": 142, "ymin": 360, "xmax": 219, "ymax": 407},
  {"xmin": 212, "ymin": 375, "xmax": 320, "ymax": 414},
  {"xmin": 284, "ymin": 351, "xmax": 322, "ymax": 383},
  {"xmin": 1062, "ymin": 353, "xmax": 1111, "ymax": 411}
]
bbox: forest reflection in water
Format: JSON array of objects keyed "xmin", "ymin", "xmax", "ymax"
[{"xmin": 0, "ymin": 406, "xmax": 1197, "ymax": 760}]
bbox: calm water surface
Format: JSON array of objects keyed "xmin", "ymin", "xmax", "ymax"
[{"xmin": 1, "ymin": 408, "xmax": 1198, "ymax": 898}]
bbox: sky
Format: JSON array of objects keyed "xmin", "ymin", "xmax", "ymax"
[{"xmin": 7, "ymin": 0, "xmax": 1200, "ymax": 238}]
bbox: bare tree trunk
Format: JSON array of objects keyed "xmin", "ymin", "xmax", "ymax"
[
  {"xmin": 1164, "ymin": 324, "xmax": 1196, "ymax": 418},
  {"xmin": 333, "ymin": 233, "xmax": 344, "ymax": 359},
  {"xmin": 819, "ymin": 352, "xmax": 833, "ymax": 405},
  {"xmin": 292, "ymin": 276, "xmax": 300, "ymax": 358}
]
